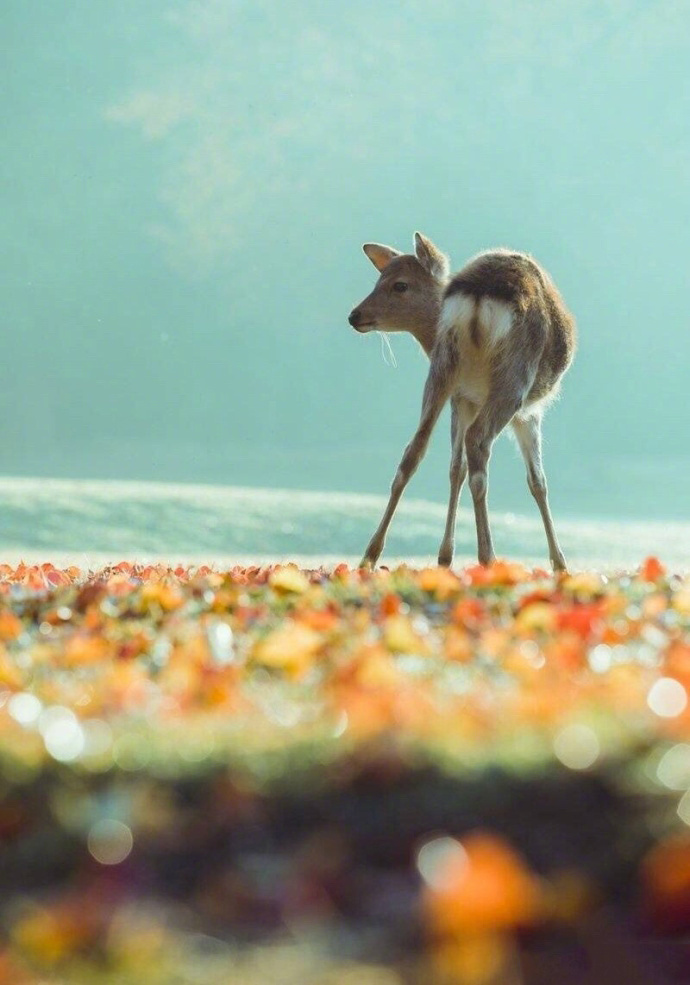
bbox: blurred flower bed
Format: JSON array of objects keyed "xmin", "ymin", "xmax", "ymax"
[{"xmin": 1, "ymin": 557, "xmax": 690, "ymax": 984}]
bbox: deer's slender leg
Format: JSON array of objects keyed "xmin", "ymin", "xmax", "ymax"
[
  {"xmin": 464, "ymin": 391, "xmax": 526, "ymax": 566},
  {"xmin": 437, "ymin": 396, "xmax": 477, "ymax": 567},
  {"xmin": 511, "ymin": 413, "xmax": 567, "ymax": 571},
  {"xmin": 361, "ymin": 367, "xmax": 452, "ymax": 568}
]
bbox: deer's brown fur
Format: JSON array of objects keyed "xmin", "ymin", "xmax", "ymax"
[{"xmin": 348, "ymin": 233, "xmax": 576, "ymax": 570}]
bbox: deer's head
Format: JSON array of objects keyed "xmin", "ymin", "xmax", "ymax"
[{"xmin": 348, "ymin": 233, "xmax": 450, "ymax": 352}]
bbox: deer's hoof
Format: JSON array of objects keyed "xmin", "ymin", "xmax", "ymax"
[
  {"xmin": 360, "ymin": 541, "xmax": 384, "ymax": 569},
  {"xmin": 552, "ymin": 553, "xmax": 567, "ymax": 573},
  {"xmin": 437, "ymin": 550, "xmax": 453, "ymax": 568}
]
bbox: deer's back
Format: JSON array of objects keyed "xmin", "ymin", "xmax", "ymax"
[{"xmin": 442, "ymin": 250, "xmax": 576, "ymax": 406}]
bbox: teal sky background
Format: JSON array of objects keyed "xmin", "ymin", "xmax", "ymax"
[{"xmin": 2, "ymin": 0, "xmax": 689, "ymax": 520}]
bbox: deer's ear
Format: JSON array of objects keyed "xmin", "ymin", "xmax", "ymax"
[
  {"xmin": 362, "ymin": 243, "xmax": 402, "ymax": 272},
  {"xmin": 414, "ymin": 232, "xmax": 450, "ymax": 280}
]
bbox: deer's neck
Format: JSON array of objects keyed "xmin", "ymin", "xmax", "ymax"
[{"xmin": 410, "ymin": 302, "xmax": 441, "ymax": 357}]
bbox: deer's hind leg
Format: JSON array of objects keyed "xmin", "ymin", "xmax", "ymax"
[
  {"xmin": 464, "ymin": 333, "xmax": 548, "ymax": 566},
  {"xmin": 464, "ymin": 308, "xmax": 547, "ymax": 565},
  {"xmin": 511, "ymin": 412, "xmax": 567, "ymax": 572},
  {"xmin": 437, "ymin": 396, "xmax": 477, "ymax": 567},
  {"xmin": 465, "ymin": 391, "xmax": 524, "ymax": 566},
  {"xmin": 361, "ymin": 363, "xmax": 453, "ymax": 568}
]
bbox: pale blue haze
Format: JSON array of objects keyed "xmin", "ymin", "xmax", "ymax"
[{"xmin": 2, "ymin": 1, "xmax": 689, "ymax": 560}]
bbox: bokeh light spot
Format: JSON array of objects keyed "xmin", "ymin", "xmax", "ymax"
[
  {"xmin": 657, "ymin": 743, "xmax": 690, "ymax": 790},
  {"xmin": 7, "ymin": 692, "xmax": 42, "ymax": 726},
  {"xmin": 41, "ymin": 707, "xmax": 85, "ymax": 762},
  {"xmin": 647, "ymin": 678, "xmax": 687, "ymax": 718},
  {"xmin": 416, "ymin": 835, "xmax": 468, "ymax": 890},
  {"xmin": 553, "ymin": 724, "xmax": 600, "ymax": 770},
  {"xmin": 87, "ymin": 819, "xmax": 134, "ymax": 865}
]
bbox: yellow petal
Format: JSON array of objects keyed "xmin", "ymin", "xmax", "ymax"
[
  {"xmin": 383, "ymin": 615, "xmax": 430, "ymax": 655},
  {"xmin": 515, "ymin": 602, "xmax": 556, "ymax": 634},
  {"xmin": 252, "ymin": 622, "xmax": 321, "ymax": 671},
  {"xmin": 269, "ymin": 566, "xmax": 310, "ymax": 594}
]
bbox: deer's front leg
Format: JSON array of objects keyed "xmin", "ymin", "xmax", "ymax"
[
  {"xmin": 361, "ymin": 370, "xmax": 450, "ymax": 568},
  {"xmin": 437, "ymin": 397, "xmax": 477, "ymax": 567},
  {"xmin": 361, "ymin": 435, "xmax": 426, "ymax": 567}
]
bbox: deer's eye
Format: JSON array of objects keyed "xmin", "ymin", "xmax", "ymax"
[{"xmin": 392, "ymin": 281, "xmax": 408, "ymax": 293}]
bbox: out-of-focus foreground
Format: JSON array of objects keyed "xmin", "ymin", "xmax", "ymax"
[{"xmin": 1, "ymin": 559, "xmax": 690, "ymax": 984}]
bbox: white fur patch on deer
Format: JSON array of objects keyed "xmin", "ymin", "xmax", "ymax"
[{"xmin": 440, "ymin": 294, "xmax": 513, "ymax": 349}]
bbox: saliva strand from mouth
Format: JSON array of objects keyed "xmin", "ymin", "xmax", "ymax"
[{"xmin": 378, "ymin": 331, "xmax": 397, "ymax": 368}]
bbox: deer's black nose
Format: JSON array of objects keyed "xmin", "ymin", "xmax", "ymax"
[{"xmin": 348, "ymin": 308, "xmax": 362, "ymax": 327}]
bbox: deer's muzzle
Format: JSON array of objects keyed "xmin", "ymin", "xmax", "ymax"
[{"xmin": 348, "ymin": 308, "xmax": 374, "ymax": 331}]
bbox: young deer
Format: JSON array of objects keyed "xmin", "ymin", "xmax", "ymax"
[{"xmin": 348, "ymin": 233, "xmax": 576, "ymax": 570}]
